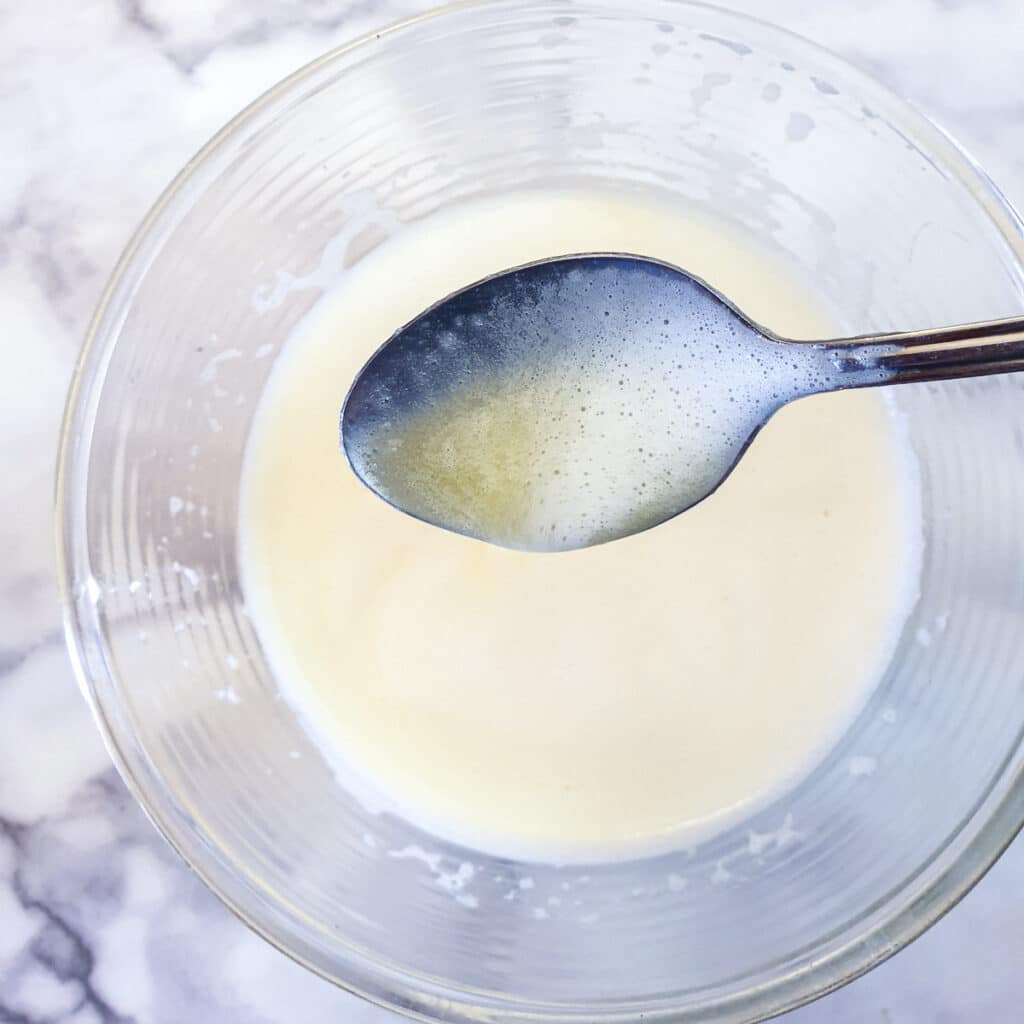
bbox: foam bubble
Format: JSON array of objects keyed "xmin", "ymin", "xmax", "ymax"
[{"xmin": 342, "ymin": 258, "xmax": 864, "ymax": 552}]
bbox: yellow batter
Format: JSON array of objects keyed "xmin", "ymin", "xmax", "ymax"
[{"xmin": 239, "ymin": 190, "xmax": 921, "ymax": 862}]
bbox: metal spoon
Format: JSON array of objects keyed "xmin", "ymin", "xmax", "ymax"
[{"xmin": 341, "ymin": 254, "xmax": 1024, "ymax": 553}]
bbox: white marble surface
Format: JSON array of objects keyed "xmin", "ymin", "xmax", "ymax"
[{"xmin": 3, "ymin": 0, "xmax": 1023, "ymax": 1021}]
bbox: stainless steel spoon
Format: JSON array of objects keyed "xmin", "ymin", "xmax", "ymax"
[{"xmin": 341, "ymin": 254, "xmax": 1024, "ymax": 553}]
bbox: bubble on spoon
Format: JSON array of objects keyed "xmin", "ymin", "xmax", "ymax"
[{"xmin": 342, "ymin": 257, "xmax": 848, "ymax": 552}]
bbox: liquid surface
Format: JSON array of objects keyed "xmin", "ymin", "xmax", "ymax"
[
  {"xmin": 343, "ymin": 257, "xmax": 850, "ymax": 552},
  {"xmin": 240, "ymin": 191, "xmax": 921, "ymax": 863}
]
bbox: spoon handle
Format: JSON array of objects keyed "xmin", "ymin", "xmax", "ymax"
[{"xmin": 825, "ymin": 315, "xmax": 1024, "ymax": 385}]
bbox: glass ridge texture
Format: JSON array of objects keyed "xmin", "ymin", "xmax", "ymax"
[{"xmin": 57, "ymin": 2, "xmax": 1024, "ymax": 1022}]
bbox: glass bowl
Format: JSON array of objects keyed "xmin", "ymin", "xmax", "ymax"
[{"xmin": 56, "ymin": 1, "xmax": 1024, "ymax": 1022}]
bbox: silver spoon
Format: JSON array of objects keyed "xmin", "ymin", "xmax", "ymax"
[{"xmin": 341, "ymin": 254, "xmax": 1024, "ymax": 553}]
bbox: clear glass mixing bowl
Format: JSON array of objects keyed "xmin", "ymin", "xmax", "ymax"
[{"xmin": 57, "ymin": 2, "xmax": 1024, "ymax": 1021}]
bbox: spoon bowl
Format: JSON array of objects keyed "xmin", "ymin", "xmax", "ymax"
[
  {"xmin": 341, "ymin": 255, "xmax": 846, "ymax": 551},
  {"xmin": 343, "ymin": 255, "xmax": 887, "ymax": 551}
]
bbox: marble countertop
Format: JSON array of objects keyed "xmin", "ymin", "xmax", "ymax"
[{"xmin": 3, "ymin": 1, "xmax": 1023, "ymax": 1021}]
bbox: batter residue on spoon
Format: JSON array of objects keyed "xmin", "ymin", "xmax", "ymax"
[{"xmin": 342, "ymin": 257, "xmax": 843, "ymax": 552}]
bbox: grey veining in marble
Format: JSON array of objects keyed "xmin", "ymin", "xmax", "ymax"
[{"xmin": 3, "ymin": 1, "xmax": 1023, "ymax": 1021}]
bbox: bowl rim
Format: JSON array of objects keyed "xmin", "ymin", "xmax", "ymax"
[{"xmin": 55, "ymin": 1, "xmax": 1024, "ymax": 1022}]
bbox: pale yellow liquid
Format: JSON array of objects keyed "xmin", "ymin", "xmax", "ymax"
[{"xmin": 239, "ymin": 191, "xmax": 921, "ymax": 862}]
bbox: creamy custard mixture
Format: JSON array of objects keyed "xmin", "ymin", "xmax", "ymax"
[{"xmin": 239, "ymin": 191, "xmax": 921, "ymax": 862}]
